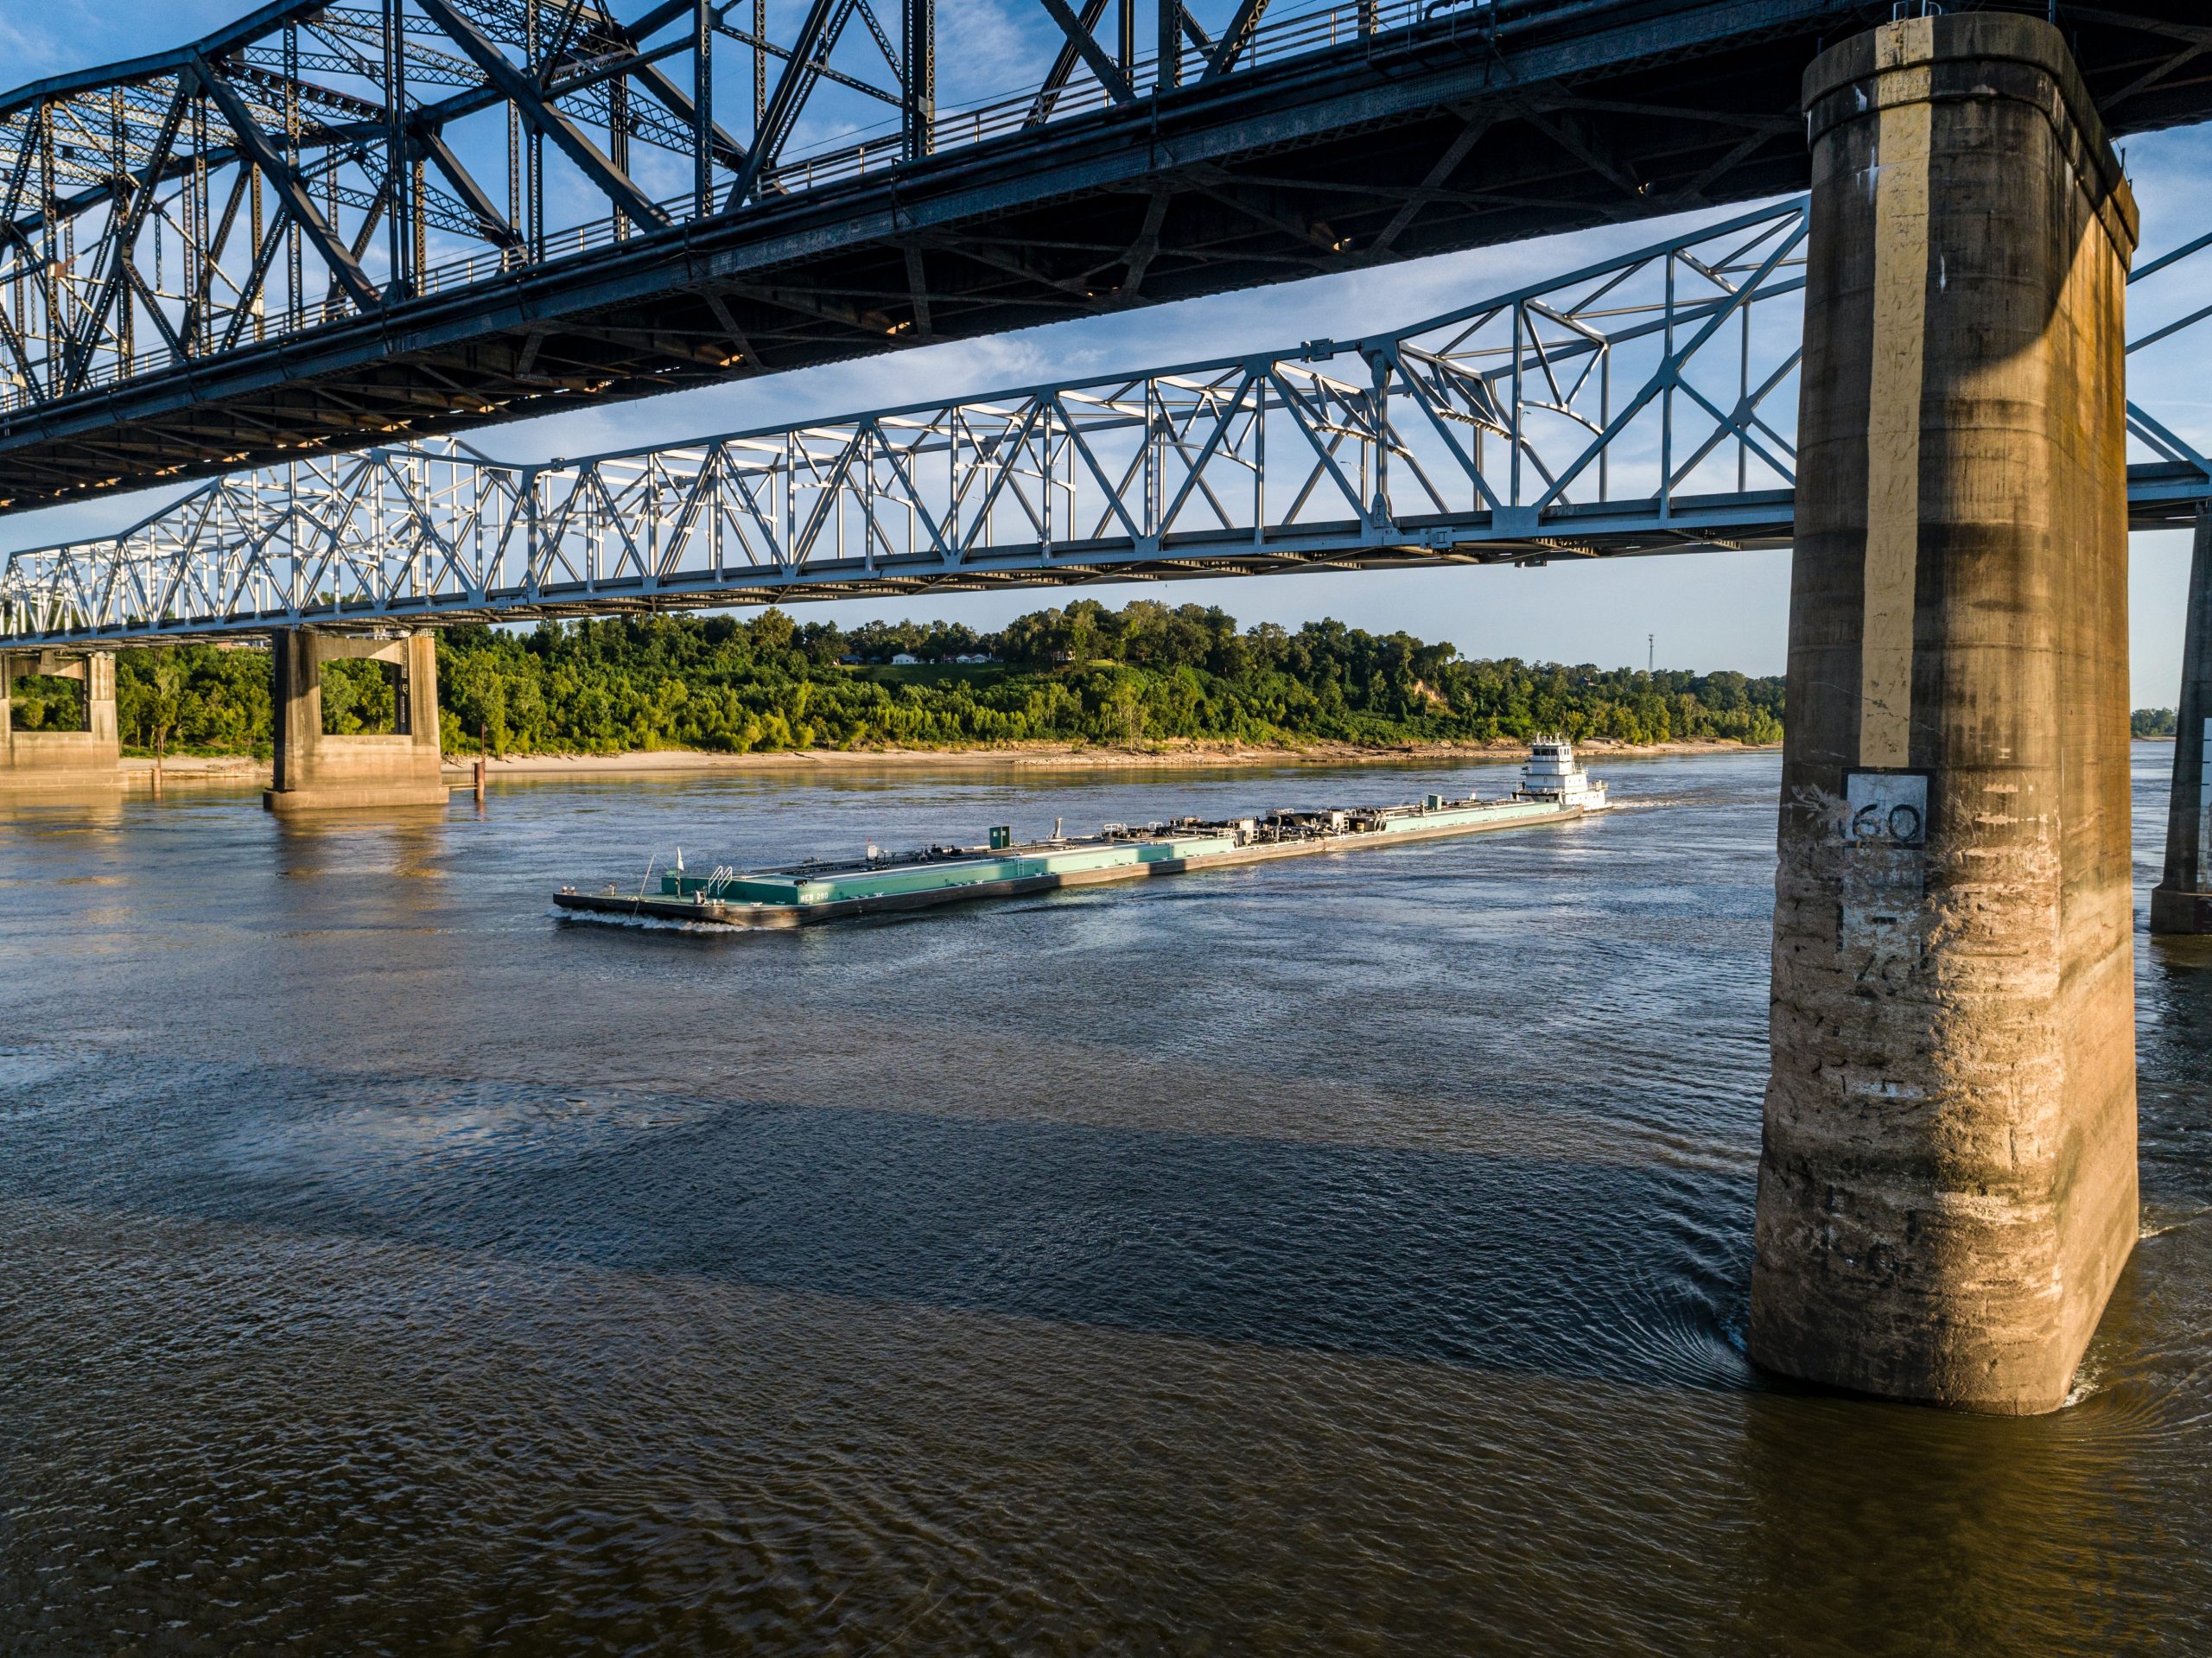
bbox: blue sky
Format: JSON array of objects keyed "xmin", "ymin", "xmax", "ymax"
[{"xmin": 5, "ymin": 1, "xmax": 2208, "ymax": 706}]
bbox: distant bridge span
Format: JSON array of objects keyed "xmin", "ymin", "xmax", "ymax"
[
  {"xmin": 5, "ymin": 196, "xmax": 2210, "ymax": 647},
  {"xmin": 0, "ymin": 0, "xmax": 2206, "ymax": 511}
]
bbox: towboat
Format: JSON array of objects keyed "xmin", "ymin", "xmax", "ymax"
[{"xmin": 556, "ymin": 741, "xmax": 1608, "ymax": 929}]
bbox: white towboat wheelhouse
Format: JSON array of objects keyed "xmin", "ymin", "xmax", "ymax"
[{"xmin": 1515, "ymin": 736, "xmax": 1609, "ymax": 810}]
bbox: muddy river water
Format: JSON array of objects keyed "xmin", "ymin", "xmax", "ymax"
[{"xmin": 0, "ymin": 746, "xmax": 2204, "ymax": 1655}]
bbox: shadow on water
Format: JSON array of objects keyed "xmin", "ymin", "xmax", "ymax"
[
  {"xmin": 1729, "ymin": 1350, "xmax": 2179, "ymax": 1658},
  {"xmin": 0, "ymin": 747, "xmax": 2204, "ymax": 1655},
  {"xmin": 0, "ymin": 1051, "xmax": 1758, "ymax": 1397}
]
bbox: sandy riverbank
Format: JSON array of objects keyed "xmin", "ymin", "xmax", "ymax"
[
  {"xmin": 113, "ymin": 737, "xmax": 1774, "ymax": 787},
  {"xmin": 436, "ymin": 737, "xmax": 1775, "ymax": 777}
]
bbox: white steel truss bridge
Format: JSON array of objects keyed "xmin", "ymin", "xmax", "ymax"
[{"xmin": 4, "ymin": 196, "xmax": 2211, "ymax": 647}]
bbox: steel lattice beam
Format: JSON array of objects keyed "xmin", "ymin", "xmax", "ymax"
[
  {"xmin": 5, "ymin": 195, "xmax": 2209, "ymax": 648},
  {"xmin": 0, "ymin": 0, "xmax": 2206, "ymax": 511}
]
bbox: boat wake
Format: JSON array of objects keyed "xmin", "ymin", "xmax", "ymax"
[{"xmin": 545, "ymin": 906, "xmax": 758, "ymax": 935}]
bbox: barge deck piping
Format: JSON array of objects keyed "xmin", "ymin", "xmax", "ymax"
[{"xmin": 556, "ymin": 799, "xmax": 1594, "ymax": 929}]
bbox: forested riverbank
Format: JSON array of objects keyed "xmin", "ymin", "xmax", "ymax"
[{"xmin": 16, "ymin": 600, "xmax": 1792, "ymax": 758}]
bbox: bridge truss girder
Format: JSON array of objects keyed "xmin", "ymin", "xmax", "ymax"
[
  {"xmin": 0, "ymin": 0, "xmax": 2204, "ymax": 514},
  {"xmin": 4, "ymin": 191, "xmax": 2210, "ymax": 649}
]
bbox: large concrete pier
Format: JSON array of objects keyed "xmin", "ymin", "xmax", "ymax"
[
  {"xmin": 1752, "ymin": 16, "xmax": 2140, "ymax": 1413},
  {"xmin": 2152, "ymin": 509, "xmax": 2212, "ymax": 931},
  {"xmin": 266, "ymin": 630, "xmax": 448, "ymax": 813},
  {"xmin": 0, "ymin": 649, "xmax": 120, "ymax": 791}
]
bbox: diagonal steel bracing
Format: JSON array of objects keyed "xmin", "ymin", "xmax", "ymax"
[
  {"xmin": 5, "ymin": 193, "xmax": 2212, "ymax": 647},
  {"xmin": 0, "ymin": 0, "xmax": 2206, "ymax": 511}
]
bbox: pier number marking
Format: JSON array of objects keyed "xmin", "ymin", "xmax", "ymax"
[{"xmin": 1844, "ymin": 770, "xmax": 1929, "ymax": 849}]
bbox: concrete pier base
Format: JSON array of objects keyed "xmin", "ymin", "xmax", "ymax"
[
  {"xmin": 1751, "ymin": 16, "xmax": 2140, "ymax": 1413},
  {"xmin": 1, "ymin": 649, "xmax": 121, "ymax": 791},
  {"xmin": 265, "ymin": 629, "xmax": 449, "ymax": 813},
  {"xmin": 2151, "ymin": 509, "xmax": 2212, "ymax": 932}
]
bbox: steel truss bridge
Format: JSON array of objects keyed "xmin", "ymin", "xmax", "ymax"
[
  {"xmin": 4, "ymin": 194, "xmax": 2211, "ymax": 646},
  {"xmin": 0, "ymin": 0, "xmax": 2207, "ymax": 512}
]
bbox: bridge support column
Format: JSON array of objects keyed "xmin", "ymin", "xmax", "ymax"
[
  {"xmin": 1752, "ymin": 16, "xmax": 2140, "ymax": 1413},
  {"xmin": 264, "ymin": 629, "xmax": 449, "ymax": 813},
  {"xmin": 2151, "ymin": 509, "xmax": 2212, "ymax": 931},
  {"xmin": 0, "ymin": 648, "xmax": 121, "ymax": 791}
]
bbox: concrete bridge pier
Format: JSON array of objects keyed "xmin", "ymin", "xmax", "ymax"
[
  {"xmin": 265, "ymin": 629, "xmax": 449, "ymax": 813},
  {"xmin": 0, "ymin": 648, "xmax": 121, "ymax": 790},
  {"xmin": 1752, "ymin": 16, "xmax": 2140, "ymax": 1413},
  {"xmin": 2151, "ymin": 509, "xmax": 2212, "ymax": 931}
]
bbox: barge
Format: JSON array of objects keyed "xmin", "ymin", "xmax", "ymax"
[{"xmin": 556, "ymin": 738, "xmax": 1607, "ymax": 929}]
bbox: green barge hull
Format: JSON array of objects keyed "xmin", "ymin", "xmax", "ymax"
[{"xmin": 555, "ymin": 795, "xmax": 1592, "ymax": 930}]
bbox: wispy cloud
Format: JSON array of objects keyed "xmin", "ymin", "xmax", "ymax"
[
  {"xmin": 0, "ymin": 1, "xmax": 259, "ymax": 75},
  {"xmin": 0, "ymin": 7, "xmax": 89, "ymax": 77}
]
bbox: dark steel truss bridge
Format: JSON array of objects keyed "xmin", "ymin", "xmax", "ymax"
[
  {"xmin": 0, "ymin": 0, "xmax": 2208, "ymax": 512},
  {"xmin": 5, "ymin": 196, "xmax": 2210, "ymax": 646}
]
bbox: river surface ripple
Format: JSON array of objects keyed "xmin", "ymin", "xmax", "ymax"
[{"xmin": 0, "ymin": 746, "xmax": 2206, "ymax": 1656}]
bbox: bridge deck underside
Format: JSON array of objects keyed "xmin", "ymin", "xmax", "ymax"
[{"xmin": 2, "ymin": 0, "xmax": 2204, "ymax": 513}]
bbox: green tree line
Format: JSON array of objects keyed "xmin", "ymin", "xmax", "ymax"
[{"xmin": 36, "ymin": 600, "xmax": 1784, "ymax": 756}]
